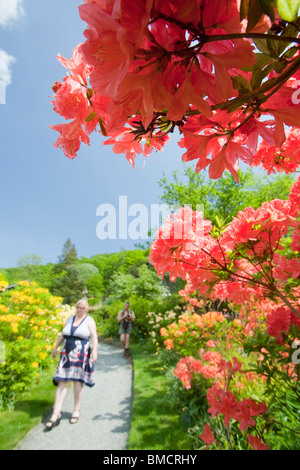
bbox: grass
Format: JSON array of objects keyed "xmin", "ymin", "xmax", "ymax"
[
  {"xmin": 128, "ymin": 342, "xmax": 192, "ymax": 450},
  {"xmin": 0, "ymin": 365, "xmax": 57, "ymax": 450}
]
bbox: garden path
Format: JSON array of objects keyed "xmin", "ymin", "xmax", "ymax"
[{"xmin": 16, "ymin": 341, "xmax": 133, "ymax": 450}]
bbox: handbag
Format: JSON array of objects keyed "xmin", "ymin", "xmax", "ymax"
[{"xmin": 122, "ymin": 319, "xmax": 129, "ymax": 330}]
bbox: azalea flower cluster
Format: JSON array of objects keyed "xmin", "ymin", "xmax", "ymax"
[
  {"xmin": 173, "ymin": 351, "xmax": 234, "ymax": 389},
  {"xmin": 202, "ymin": 382, "xmax": 268, "ymax": 450},
  {"xmin": 51, "ymin": 0, "xmax": 300, "ymax": 178},
  {"xmin": 160, "ymin": 310, "xmax": 226, "ymax": 351},
  {"xmin": 159, "ymin": 307, "xmax": 271, "ymax": 449},
  {"xmin": 153, "ymin": 182, "xmax": 300, "ymax": 448},
  {"xmin": 150, "ymin": 177, "xmax": 300, "ymax": 320},
  {"xmin": 251, "ymin": 127, "xmax": 300, "ymax": 175}
]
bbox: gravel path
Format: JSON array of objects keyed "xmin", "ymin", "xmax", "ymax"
[{"xmin": 16, "ymin": 341, "xmax": 133, "ymax": 450}]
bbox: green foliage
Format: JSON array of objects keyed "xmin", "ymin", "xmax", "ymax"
[
  {"xmin": 108, "ymin": 264, "xmax": 169, "ymax": 302},
  {"xmin": 75, "ymin": 263, "xmax": 99, "ymax": 285},
  {"xmin": 1, "ymin": 264, "xmax": 56, "ymax": 290},
  {"xmin": 86, "ymin": 274, "xmax": 105, "ymax": 298},
  {"xmin": 158, "ymin": 165, "xmax": 295, "ymax": 225},
  {"xmin": 95, "ymin": 301, "xmax": 124, "ymax": 338},
  {"xmin": 108, "ymin": 272, "xmax": 136, "ymax": 302},
  {"xmin": 79, "ymin": 249, "xmax": 149, "ymax": 295},
  {"xmin": 128, "ymin": 342, "xmax": 192, "ymax": 450},
  {"xmin": 240, "ymin": 0, "xmax": 300, "ymax": 29},
  {"xmin": 17, "ymin": 254, "xmax": 42, "ymax": 267},
  {"xmin": 277, "ymin": 0, "xmax": 300, "ymax": 21},
  {"xmin": 51, "ymin": 267, "xmax": 85, "ymax": 305}
]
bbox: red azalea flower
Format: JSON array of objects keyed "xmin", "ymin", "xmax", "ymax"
[
  {"xmin": 199, "ymin": 424, "xmax": 217, "ymax": 448},
  {"xmin": 248, "ymin": 434, "xmax": 269, "ymax": 450}
]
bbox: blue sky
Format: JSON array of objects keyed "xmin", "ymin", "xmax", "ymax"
[{"xmin": 0, "ymin": 0, "xmax": 195, "ymax": 268}]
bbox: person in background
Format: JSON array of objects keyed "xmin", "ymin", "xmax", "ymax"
[
  {"xmin": 117, "ymin": 301, "xmax": 135, "ymax": 359},
  {"xmin": 45, "ymin": 298, "xmax": 98, "ymax": 430}
]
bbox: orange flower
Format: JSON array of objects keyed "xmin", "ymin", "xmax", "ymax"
[{"xmin": 164, "ymin": 338, "xmax": 174, "ymax": 350}]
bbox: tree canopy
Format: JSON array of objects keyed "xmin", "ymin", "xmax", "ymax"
[{"xmin": 158, "ymin": 166, "xmax": 296, "ymax": 225}]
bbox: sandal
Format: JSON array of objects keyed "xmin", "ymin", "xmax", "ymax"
[
  {"xmin": 45, "ymin": 412, "xmax": 61, "ymax": 431},
  {"xmin": 70, "ymin": 410, "xmax": 80, "ymax": 424}
]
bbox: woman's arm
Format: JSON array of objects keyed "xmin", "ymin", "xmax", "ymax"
[{"xmin": 89, "ymin": 317, "xmax": 98, "ymax": 362}]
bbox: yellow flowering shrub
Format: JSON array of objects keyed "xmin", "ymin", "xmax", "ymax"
[
  {"xmin": 0, "ymin": 277, "xmax": 74, "ymax": 409},
  {"xmin": 0, "ymin": 274, "xmax": 8, "ymax": 292}
]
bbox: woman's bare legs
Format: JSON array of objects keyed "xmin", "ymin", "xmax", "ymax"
[
  {"xmin": 73, "ymin": 381, "xmax": 84, "ymax": 411},
  {"xmin": 53, "ymin": 381, "xmax": 68, "ymax": 415},
  {"xmin": 71, "ymin": 381, "xmax": 84, "ymax": 423},
  {"xmin": 46, "ymin": 381, "xmax": 67, "ymax": 427}
]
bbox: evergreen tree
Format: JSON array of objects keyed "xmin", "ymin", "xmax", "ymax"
[
  {"xmin": 51, "ymin": 238, "xmax": 85, "ymax": 304},
  {"xmin": 54, "ymin": 238, "xmax": 78, "ymax": 274}
]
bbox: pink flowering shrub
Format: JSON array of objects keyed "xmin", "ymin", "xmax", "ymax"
[
  {"xmin": 51, "ymin": 1, "xmax": 300, "ymax": 178},
  {"xmin": 151, "ymin": 176, "xmax": 300, "ymax": 449}
]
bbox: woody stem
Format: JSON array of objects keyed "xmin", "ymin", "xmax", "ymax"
[{"xmin": 205, "ymin": 32, "xmax": 300, "ymax": 46}]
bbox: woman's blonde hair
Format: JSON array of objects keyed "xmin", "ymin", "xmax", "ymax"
[{"xmin": 75, "ymin": 298, "xmax": 89, "ymax": 311}]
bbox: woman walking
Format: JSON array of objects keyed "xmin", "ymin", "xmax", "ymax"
[{"xmin": 45, "ymin": 298, "xmax": 98, "ymax": 430}]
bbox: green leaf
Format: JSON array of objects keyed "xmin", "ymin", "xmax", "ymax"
[
  {"xmin": 277, "ymin": 0, "xmax": 300, "ymax": 21},
  {"xmin": 240, "ymin": 0, "xmax": 251, "ymax": 20},
  {"xmin": 85, "ymin": 112, "xmax": 96, "ymax": 122},
  {"xmin": 231, "ymin": 75, "xmax": 253, "ymax": 94},
  {"xmin": 250, "ymin": 62, "xmax": 275, "ymax": 89},
  {"xmin": 282, "ymin": 45, "xmax": 299, "ymax": 59},
  {"xmin": 276, "ymin": 23, "xmax": 300, "ymax": 57},
  {"xmin": 274, "ymin": 59, "xmax": 288, "ymax": 73},
  {"xmin": 267, "ymin": 35, "xmax": 282, "ymax": 58},
  {"xmin": 227, "ymin": 98, "xmax": 246, "ymax": 113},
  {"xmin": 253, "ymin": 38, "xmax": 273, "ymax": 55},
  {"xmin": 259, "ymin": 0, "xmax": 277, "ymax": 20},
  {"xmin": 247, "ymin": 0, "xmax": 264, "ymax": 31},
  {"xmin": 98, "ymin": 117, "xmax": 107, "ymax": 136},
  {"xmin": 247, "ymin": 52, "xmax": 276, "ymax": 73}
]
